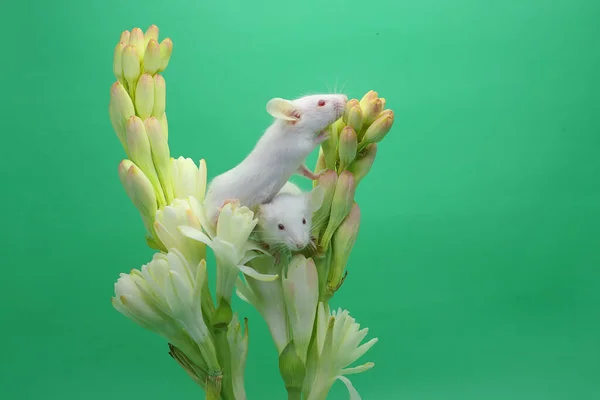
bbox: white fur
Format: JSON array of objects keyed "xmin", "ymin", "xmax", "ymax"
[
  {"xmin": 256, "ymin": 183, "xmax": 324, "ymax": 250},
  {"xmin": 203, "ymin": 93, "xmax": 347, "ymax": 225}
]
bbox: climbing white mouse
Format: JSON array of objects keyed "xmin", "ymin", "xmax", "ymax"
[
  {"xmin": 254, "ymin": 182, "xmax": 325, "ymax": 255},
  {"xmin": 203, "ymin": 93, "xmax": 348, "ymax": 226}
]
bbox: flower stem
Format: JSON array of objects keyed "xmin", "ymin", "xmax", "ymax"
[
  {"xmin": 214, "ymin": 327, "xmax": 235, "ymax": 400},
  {"xmin": 205, "ymin": 375, "xmax": 222, "ymax": 400},
  {"xmin": 287, "ymin": 388, "xmax": 302, "ymax": 400}
]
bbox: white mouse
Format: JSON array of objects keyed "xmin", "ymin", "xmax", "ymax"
[
  {"xmin": 255, "ymin": 182, "xmax": 325, "ymax": 254},
  {"xmin": 203, "ymin": 93, "xmax": 348, "ymax": 226}
]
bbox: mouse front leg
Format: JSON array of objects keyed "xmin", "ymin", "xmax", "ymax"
[{"xmin": 297, "ymin": 164, "xmax": 324, "ymax": 180}]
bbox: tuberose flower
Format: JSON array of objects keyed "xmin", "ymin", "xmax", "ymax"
[
  {"xmin": 179, "ymin": 196, "xmax": 277, "ymax": 303},
  {"xmin": 303, "ymin": 303, "xmax": 378, "ymax": 400}
]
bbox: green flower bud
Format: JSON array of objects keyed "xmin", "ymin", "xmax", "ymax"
[
  {"xmin": 314, "ymin": 147, "xmax": 326, "ymax": 175},
  {"xmin": 342, "ymin": 99, "xmax": 360, "ymax": 124},
  {"xmin": 113, "ymin": 42, "xmax": 126, "ymax": 84},
  {"xmin": 144, "ymin": 117, "xmax": 174, "ymax": 204},
  {"xmin": 159, "ymin": 38, "xmax": 173, "ymax": 72},
  {"xmin": 109, "ymin": 81, "xmax": 135, "ymax": 155},
  {"xmin": 118, "ymin": 159, "xmax": 157, "ymax": 235},
  {"xmin": 135, "ymin": 73, "xmax": 155, "ymax": 120},
  {"xmin": 328, "ymin": 202, "xmax": 360, "ymax": 294},
  {"xmin": 213, "ymin": 299, "xmax": 233, "ymax": 329},
  {"xmin": 311, "ymin": 170, "xmax": 338, "ymax": 238},
  {"xmin": 125, "ymin": 116, "xmax": 166, "ymax": 207},
  {"xmin": 144, "ymin": 24, "xmax": 159, "ymax": 48},
  {"xmin": 349, "ymin": 144, "xmax": 378, "ymax": 185},
  {"xmin": 128, "ymin": 27, "xmax": 145, "ymax": 60},
  {"xmin": 338, "ymin": 126, "xmax": 357, "ymax": 170},
  {"xmin": 320, "ymin": 171, "xmax": 356, "ymax": 251},
  {"xmin": 119, "ymin": 30, "xmax": 130, "ymax": 44},
  {"xmin": 361, "ymin": 97, "xmax": 384, "ymax": 126},
  {"xmin": 159, "ymin": 112, "xmax": 169, "ymax": 141},
  {"xmin": 362, "ymin": 110, "xmax": 394, "ymax": 145},
  {"xmin": 122, "ymin": 45, "xmax": 141, "ymax": 93},
  {"xmin": 278, "ymin": 341, "xmax": 306, "ymax": 395},
  {"xmin": 359, "ymin": 90, "xmax": 378, "ymax": 104},
  {"xmin": 153, "ymin": 74, "xmax": 166, "ymax": 118},
  {"xmin": 143, "ymin": 39, "xmax": 161, "ymax": 75},
  {"xmin": 346, "ymin": 103, "xmax": 364, "ymax": 134},
  {"xmin": 320, "ymin": 122, "xmax": 339, "ymax": 170}
]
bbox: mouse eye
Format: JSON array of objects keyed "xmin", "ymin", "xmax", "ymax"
[
  {"xmin": 302, "ymin": 218, "xmax": 306, "ymax": 225},
  {"xmin": 278, "ymin": 224, "xmax": 285, "ymax": 230},
  {"xmin": 317, "ymin": 100, "xmax": 326, "ymax": 107}
]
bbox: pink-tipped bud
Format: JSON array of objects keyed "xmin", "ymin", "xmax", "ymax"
[
  {"xmin": 362, "ymin": 110, "xmax": 394, "ymax": 145},
  {"xmin": 135, "ymin": 74, "xmax": 155, "ymax": 120},
  {"xmin": 143, "ymin": 39, "xmax": 161, "ymax": 75},
  {"xmin": 158, "ymin": 38, "xmax": 173, "ymax": 72},
  {"xmin": 349, "ymin": 144, "xmax": 378, "ymax": 185},
  {"xmin": 342, "ymin": 99, "xmax": 360, "ymax": 124},
  {"xmin": 320, "ymin": 171, "xmax": 356, "ymax": 251},
  {"xmin": 338, "ymin": 126, "xmax": 358, "ymax": 170}
]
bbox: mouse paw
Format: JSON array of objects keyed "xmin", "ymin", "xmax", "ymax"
[{"xmin": 315, "ymin": 130, "xmax": 330, "ymax": 145}]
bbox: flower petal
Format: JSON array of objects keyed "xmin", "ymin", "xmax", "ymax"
[
  {"xmin": 340, "ymin": 362, "xmax": 375, "ymax": 376},
  {"xmin": 238, "ymin": 264, "xmax": 279, "ymax": 282},
  {"xmin": 178, "ymin": 225, "xmax": 213, "ymax": 247},
  {"xmin": 350, "ymin": 338, "xmax": 379, "ymax": 364},
  {"xmin": 335, "ymin": 375, "xmax": 361, "ymax": 400}
]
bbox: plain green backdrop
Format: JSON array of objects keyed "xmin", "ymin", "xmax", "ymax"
[{"xmin": 1, "ymin": 0, "xmax": 599, "ymax": 399}]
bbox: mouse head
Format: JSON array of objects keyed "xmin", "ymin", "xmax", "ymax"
[
  {"xmin": 266, "ymin": 94, "xmax": 348, "ymax": 133},
  {"xmin": 257, "ymin": 186, "xmax": 325, "ymax": 251}
]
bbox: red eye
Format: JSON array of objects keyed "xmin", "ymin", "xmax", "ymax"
[
  {"xmin": 318, "ymin": 100, "xmax": 326, "ymax": 107},
  {"xmin": 302, "ymin": 218, "xmax": 306, "ymax": 224},
  {"xmin": 278, "ymin": 224, "xmax": 285, "ymax": 230}
]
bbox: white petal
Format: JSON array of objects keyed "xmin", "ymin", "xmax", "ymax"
[
  {"xmin": 235, "ymin": 277, "xmax": 257, "ymax": 305},
  {"xmin": 340, "ymin": 362, "xmax": 375, "ymax": 375},
  {"xmin": 178, "ymin": 225, "xmax": 213, "ymax": 247},
  {"xmin": 238, "ymin": 264, "xmax": 279, "ymax": 282},
  {"xmin": 335, "ymin": 375, "xmax": 361, "ymax": 400},
  {"xmin": 350, "ymin": 338, "xmax": 379, "ymax": 364}
]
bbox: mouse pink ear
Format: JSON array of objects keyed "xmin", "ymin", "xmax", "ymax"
[{"xmin": 266, "ymin": 98, "xmax": 300, "ymax": 121}]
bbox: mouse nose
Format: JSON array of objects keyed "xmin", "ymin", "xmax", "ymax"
[
  {"xmin": 341, "ymin": 94, "xmax": 348, "ymax": 103},
  {"xmin": 296, "ymin": 242, "xmax": 304, "ymax": 250}
]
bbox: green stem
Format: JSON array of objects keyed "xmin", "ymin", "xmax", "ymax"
[
  {"xmin": 214, "ymin": 328, "xmax": 235, "ymax": 400},
  {"xmin": 205, "ymin": 375, "xmax": 222, "ymax": 400},
  {"xmin": 287, "ymin": 388, "xmax": 302, "ymax": 400}
]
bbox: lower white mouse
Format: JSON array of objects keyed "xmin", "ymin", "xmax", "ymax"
[
  {"xmin": 254, "ymin": 182, "xmax": 324, "ymax": 259},
  {"xmin": 203, "ymin": 93, "xmax": 347, "ymax": 227}
]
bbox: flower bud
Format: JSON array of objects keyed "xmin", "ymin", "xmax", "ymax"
[
  {"xmin": 159, "ymin": 112, "xmax": 169, "ymax": 141},
  {"xmin": 338, "ymin": 126, "xmax": 357, "ymax": 170},
  {"xmin": 342, "ymin": 99, "xmax": 360, "ymax": 124},
  {"xmin": 380, "ymin": 97, "xmax": 386, "ymax": 109},
  {"xmin": 361, "ymin": 97, "xmax": 384, "ymax": 126},
  {"xmin": 144, "ymin": 24, "xmax": 159, "ymax": 48},
  {"xmin": 159, "ymin": 38, "xmax": 173, "ymax": 72},
  {"xmin": 118, "ymin": 159, "xmax": 157, "ymax": 228},
  {"xmin": 311, "ymin": 170, "xmax": 338, "ymax": 237},
  {"xmin": 128, "ymin": 27, "xmax": 145, "ymax": 60},
  {"xmin": 278, "ymin": 341, "xmax": 306, "ymax": 395},
  {"xmin": 346, "ymin": 104, "xmax": 364, "ymax": 133},
  {"xmin": 135, "ymin": 73, "xmax": 154, "ymax": 120},
  {"xmin": 328, "ymin": 203, "xmax": 360, "ymax": 294},
  {"xmin": 349, "ymin": 144, "xmax": 377, "ymax": 185},
  {"xmin": 109, "ymin": 81, "xmax": 135, "ymax": 155},
  {"xmin": 282, "ymin": 255, "xmax": 318, "ymax": 364},
  {"xmin": 119, "ymin": 30, "xmax": 130, "ymax": 44},
  {"xmin": 314, "ymin": 147, "xmax": 326, "ymax": 175},
  {"xmin": 320, "ymin": 122, "xmax": 339, "ymax": 170},
  {"xmin": 113, "ymin": 42, "xmax": 126, "ymax": 84},
  {"xmin": 213, "ymin": 299, "xmax": 233, "ymax": 329},
  {"xmin": 320, "ymin": 171, "xmax": 356, "ymax": 251},
  {"xmin": 125, "ymin": 116, "xmax": 166, "ymax": 206},
  {"xmin": 145, "ymin": 117, "xmax": 174, "ymax": 203},
  {"xmin": 362, "ymin": 110, "xmax": 394, "ymax": 145},
  {"xmin": 122, "ymin": 45, "xmax": 141, "ymax": 91},
  {"xmin": 359, "ymin": 90, "xmax": 378, "ymax": 104},
  {"xmin": 143, "ymin": 39, "xmax": 161, "ymax": 75},
  {"xmin": 153, "ymin": 74, "xmax": 166, "ymax": 118}
]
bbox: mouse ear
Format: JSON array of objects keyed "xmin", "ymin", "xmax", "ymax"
[
  {"xmin": 308, "ymin": 185, "xmax": 325, "ymax": 213},
  {"xmin": 266, "ymin": 98, "xmax": 300, "ymax": 121}
]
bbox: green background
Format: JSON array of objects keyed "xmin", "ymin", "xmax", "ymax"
[{"xmin": 2, "ymin": 0, "xmax": 599, "ymax": 399}]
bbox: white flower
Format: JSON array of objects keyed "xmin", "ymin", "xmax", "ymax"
[
  {"xmin": 282, "ymin": 254, "xmax": 319, "ymax": 363},
  {"xmin": 111, "ymin": 249, "xmax": 220, "ymax": 375},
  {"xmin": 154, "ymin": 198, "xmax": 205, "ymax": 266},
  {"xmin": 235, "ymin": 254, "xmax": 289, "ymax": 353},
  {"xmin": 303, "ymin": 303, "xmax": 378, "ymax": 400},
  {"xmin": 227, "ymin": 313, "xmax": 249, "ymax": 400},
  {"xmin": 179, "ymin": 196, "xmax": 277, "ymax": 303},
  {"xmin": 171, "ymin": 156, "xmax": 207, "ymax": 203}
]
